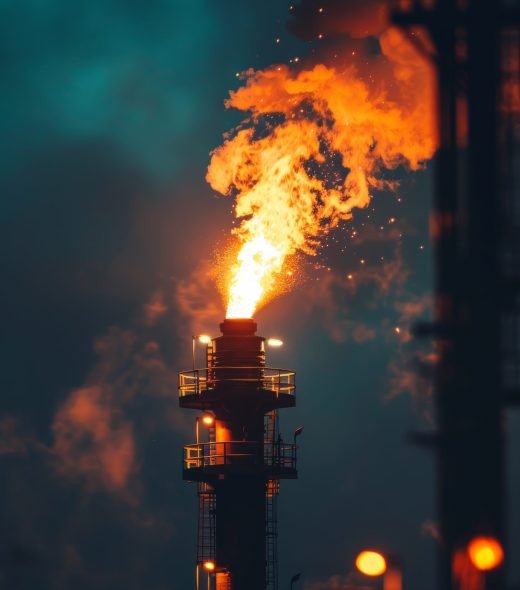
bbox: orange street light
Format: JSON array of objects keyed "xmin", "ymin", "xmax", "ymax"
[
  {"xmin": 198, "ymin": 335, "xmax": 212, "ymax": 344},
  {"xmin": 467, "ymin": 537, "xmax": 504, "ymax": 571},
  {"xmin": 267, "ymin": 338, "xmax": 283, "ymax": 347},
  {"xmin": 356, "ymin": 550, "xmax": 402, "ymax": 590},
  {"xmin": 203, "ymin": 561, "xmax": 216, "ymax": 572},
  {"xmin": 202, "ymin": 415, "xmax": 214, "ymax": 426},
  {"xmin": 356, "ymin": 551, "xmax": 388, "ymax": 577}
]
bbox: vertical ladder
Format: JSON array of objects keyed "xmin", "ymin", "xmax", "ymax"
[
  {"xmin": 264, "ymin": 410, "xmax": 277, "ymax": 463},
  {"xmin": 197, "ymin": 482, "xmax": 216, "ymax": 565},
  {"xmin": 265, "ymin": 480, "xmax": 280, "ymax": 590},
  {"xmin": 265, "ymin": 411, "xmax": 280, "ymax": 590}
]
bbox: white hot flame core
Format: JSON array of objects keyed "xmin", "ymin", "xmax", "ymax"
[{"xmin": 226, "ymin": 235, "xmax": 284, "ymax": 319}]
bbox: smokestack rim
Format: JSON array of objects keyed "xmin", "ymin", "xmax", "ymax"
[{"xmin": 220, "ymin": 318, "xmax": 257, "ymax": 336}]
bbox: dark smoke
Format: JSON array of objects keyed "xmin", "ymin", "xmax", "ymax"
[{"xmin": 288, "ymin": 0, "xmax": 389, "ymax": 40}]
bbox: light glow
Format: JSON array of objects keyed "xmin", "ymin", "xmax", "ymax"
[
  {"xmin": 467, "ymin": 537, "xmax": 504, "ymax": 571},
  {"xmin": 203, "ymin": 561, "xmax": 216, "ymax": 572},
  {"xmin": 202, "ymin": 415, "xmax": 214, "ymax": 426},
  {"xmin": 198, "ymin": 335, "xmax": 212, "ymax": 344},
  {"xmin": 267, "ymin": 338, "xmax": 284, "ymax": 347},
  {"xmin": 355, "ymin": 551, "xmax": 387, "ymax": 577}
]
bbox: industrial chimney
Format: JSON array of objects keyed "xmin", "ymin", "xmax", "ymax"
[{"xmin": 179, "ymin": 318, "xmax": 299, "ymax": 590}]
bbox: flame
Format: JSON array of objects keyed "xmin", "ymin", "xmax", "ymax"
[
  {"xmin": 226, "ymin": 234, "xmax": 285, "ymax": 318},
  {"xmin": 207, "ymin": 30, "xmax": 436, "ymax": 318}
]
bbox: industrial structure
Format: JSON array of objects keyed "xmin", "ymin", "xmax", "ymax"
[
  {"xmin": 179, "ymin": 318, "xmax": 299, "ymax": 590},
  {"xmin": 392, "ymin": 2, "xmax": 520, "ymax": 590}
]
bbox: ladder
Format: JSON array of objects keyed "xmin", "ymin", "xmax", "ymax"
[
  {"xmin": 265, "ymin": 480, "xmax": 280, "ymax": 590},
  {"xmin": 265, "ymin": 411, "xmax": 280, "ymax": 590},
  {"xmin": 197, "ymin": 482, "xmax": 216, "ymax": 565},
  {"xmin": 264, "ymin": 410, "xmax": 278, "ymax": 464}
]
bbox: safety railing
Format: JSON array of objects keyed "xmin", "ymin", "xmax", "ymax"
[
  {"xmin": 183, "ymin": 441, "xmax": 297, "ymax": 472},
  {"xmin": 178, "ymin": 366, "xmax": 295, "ymax": 398}
]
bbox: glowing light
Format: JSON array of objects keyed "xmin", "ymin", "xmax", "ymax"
[
  {"xmin": 467, "ymin": 537, "xmax": 504, "ymax": 571},
  {"xmin": 355, "ymin": 551, "xmax": 387, "ymax": 577},
  {"xmin": 203, "ymin": 561, "xmax": 216, "ymax": 572},
  {"xmin": 198, "ymin": 335, "xmax": 212, "ymax": 344},
  {"xmin": 267, "ymin": 338, "xmax": 283, "ymax": 347},
  {"xmin": 202, "ymin": 415, "xmax": 214, "ymax": 426}
]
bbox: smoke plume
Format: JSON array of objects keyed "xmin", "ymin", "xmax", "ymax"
[
  {"xmin": 207, "ymin": 14, "xmax": 436, "ymax": 313},
  {"xmin": 50, "ymin": 297, "xmax": 184, "ymax": 497},
  {"xmin": 52, "ymin": 384, "xmax": 136, "ymax": 494}
]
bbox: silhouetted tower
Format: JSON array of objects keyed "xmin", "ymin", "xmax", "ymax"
[
  {"xmin": 392, "ymin": 2, "xmax": 520, "ymax": 590},
  {"xmin": 179, "ymin": 318, "xmax": 298, "ymax": 590}
]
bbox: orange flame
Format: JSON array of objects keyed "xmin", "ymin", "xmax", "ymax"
[{"xmin": 207, "ymin": 30, "xmax": 436, "ymax": 318}]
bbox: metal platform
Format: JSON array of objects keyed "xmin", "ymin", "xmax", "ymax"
[
  {"xmin": 183, "ymin": 441, "xmax": 298, "ymax": 481},
  {"xmin": 179, "ymin": 366, "xmax": 296, "ymax": 410}
]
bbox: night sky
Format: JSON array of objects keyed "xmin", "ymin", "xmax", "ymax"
[{"xmin": 1, "ymin": 1, "xmax": 519, "ymax": 589}]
